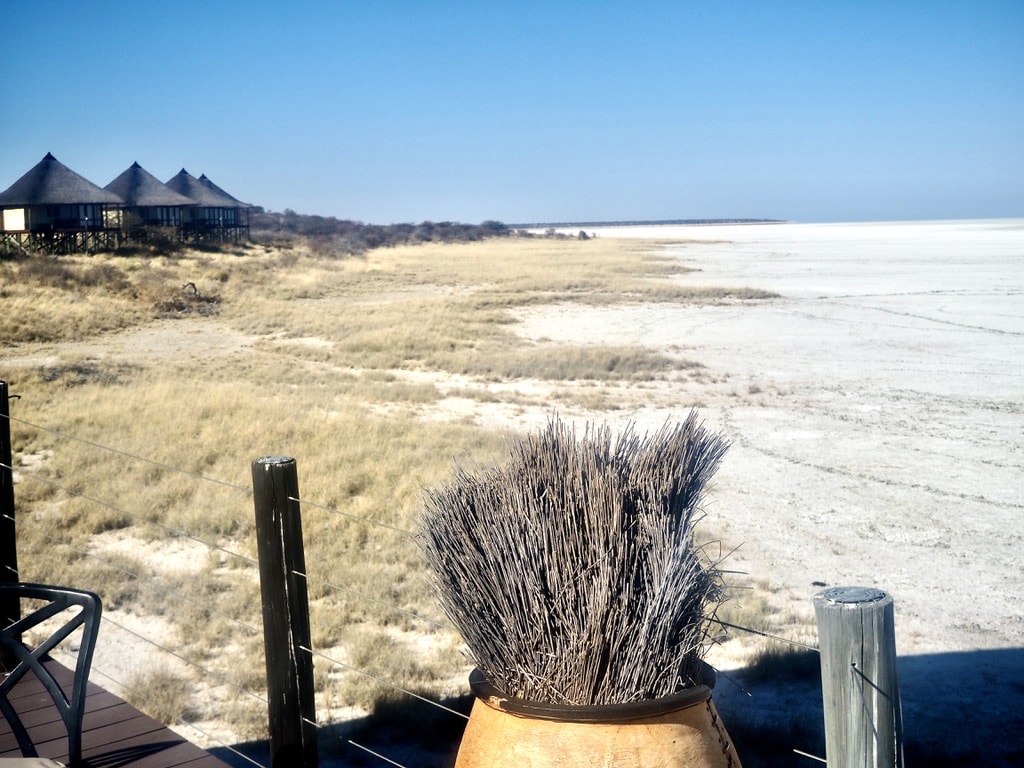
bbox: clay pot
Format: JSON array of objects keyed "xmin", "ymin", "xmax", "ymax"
[{"xmin": 454, "ymin": 665, "xmax": 742, "ymax": 767}]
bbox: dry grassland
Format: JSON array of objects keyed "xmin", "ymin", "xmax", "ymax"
[{"xmin": 1, "ymin": 236, "xmax": 777, "ymax": 754}]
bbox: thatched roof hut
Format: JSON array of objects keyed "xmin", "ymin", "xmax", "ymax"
[
  {"xmin": 0, "ymin": 152, "xmax": 121, "ymax": 208},
  {"xmin": 165, "ymin": 168, "xmax": 251, "ymax": 240},
  {"xmin": 105, "ymin": 162, "xmax": 194, "ymax": 228},
  {"xmin": 165, "ymin": 168, "xmax": 241, "ymax": 208},
  {"xmin": 197, "ymin": 173, "xmax": 252, "ymax": 208},
  {"xmin": 0, "ymin": 154, "xmax": 253, "ymax": 250},
  {"xmin": 105, "ymin": 162, "xmax": 193, "ymax": 207},
  {"xmin": 0, "ymin": 153, "xmax": 121, "ymax": 238}
]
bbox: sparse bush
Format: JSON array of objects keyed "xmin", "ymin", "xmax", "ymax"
[
  {"xmin": 153, "ymin": 281, "xmax": 221, "ymax": 316},
  {"xmin": 339, "ymin": 626, "xmax": 450, "ymax": 710},
  {"xmin": 11, "ymin": 254, "xmax": 79, "ymax": 287},
  {"xmin": 463, "ymin": 344, "xmax": 685, "ymax": 381},
  {"xmin": 140, "ymin": 227, "xmax": 186, "ymax": 256},
  {"xmin": 124, "ymin": 667, "xmax": 199, "ymax": 725},
  {"xmin": 35, "ymin": 361, "xmax": 139, "ymax": 388},
  {"xmin": 250, "ymin": 210, "xmax": 510, "ymax": 254}
]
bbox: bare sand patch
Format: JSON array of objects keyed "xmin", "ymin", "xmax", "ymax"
[
  {"xmin": 3, "ymin": 319, "xmax": 260, "ymax": 369},
  {"xmin": 7, "ymin": 223, "xmax": 1021, "ymax": 762},
  {"xmin": 513, "ymin": 220, "xmax": 1024, "ymax": 760}
]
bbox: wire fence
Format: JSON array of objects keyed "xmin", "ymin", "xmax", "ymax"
[{"xmin": 2, "ymin": 402, "xmax": 825, "ymax": 767}]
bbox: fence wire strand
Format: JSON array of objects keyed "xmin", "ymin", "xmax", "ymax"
[
  {"xmin": 87, "ymin": 664, "xmax": 270, "ymax": 768},
  {"xmin": 19, "ymin": 525, "xmax": 263, "ymax": 638},
  {"xmin": 5, "ymin": 413, "xmax": 252, "ymax": 494},
  {"xmin": 298, "ymin": 570, "xmax": 453, "ymax": 631},
  {"xmin": 711, "ymin": 617, "xmax": 820, "ymax": 652},
  {"xmin": 98, "ymin": 612, "xmax": 269, "ymax": 707},
  {"xmin": 347, "ymin": 739, "xmax": 409, "ymax": 767},
  {"xmin": 3, "ymin": 459, "xmax": 258, "ymax": 568},
  {"xmin": 303, "ymin": 645, "xmax": 470, "ymax": 721},
  {"xmin": 296, "ymin": 716, "xmax": 413, "ymax": 768},
  {"xmin": 291, "ymin": 494, "xmax": 417, "ymax": 538},
  {"xmin": 3, "ymin": 407, "xmax": 824, "ymax": 768}
]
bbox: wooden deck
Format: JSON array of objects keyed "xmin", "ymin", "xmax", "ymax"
[{"xmin": 1, "ymin": 659, "xmax": 238, "ymax": 767}]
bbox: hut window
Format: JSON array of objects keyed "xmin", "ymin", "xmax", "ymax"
[
  {"xmin": 2, "ymin": 208, "xmax": 26, "ymax": 231},
  {"xmin": 156, "ymin": 207, "xmax": 179, "ymax": 226}
]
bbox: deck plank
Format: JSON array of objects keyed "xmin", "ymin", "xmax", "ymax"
[{"xmin": 2, "ymin": 659, "xmax": 239, "ymax": 767}]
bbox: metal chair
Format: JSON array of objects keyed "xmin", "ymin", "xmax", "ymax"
[{"xmin": 0, "ymin": 584, "xmax": 101, "ymax": 767}]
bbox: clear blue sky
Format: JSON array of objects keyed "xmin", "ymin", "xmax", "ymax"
[{"xmin": 2, "ymin": 1, "xmax": 1022, "ymax": 224}]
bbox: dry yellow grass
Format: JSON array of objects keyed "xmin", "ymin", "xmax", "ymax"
[{"xmin": 2, "ymin": 234, "xmax": 776, "ymax": 744}]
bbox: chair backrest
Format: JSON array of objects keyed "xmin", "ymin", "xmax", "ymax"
[{"xmin": 0, "ymin": 584, "xmax": 101, "ymax": 767}]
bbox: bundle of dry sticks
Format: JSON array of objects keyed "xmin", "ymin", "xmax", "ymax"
[{"xmin": 420, "ymin": 412, "xmax": 730, "ymax": 705}]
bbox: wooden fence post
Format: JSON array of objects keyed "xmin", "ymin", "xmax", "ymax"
[
  {"xmin": 1, "ymin": 381, "xmax": 20, "ymax": 630},
  {"xmin": 252, "ymin": 456, "xmax": 318, "ymax": 768},
  {"xmin": 813, "ymin": 586, "xmax": 904, "ymax": 768}
]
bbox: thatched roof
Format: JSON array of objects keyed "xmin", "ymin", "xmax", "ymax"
[
  {"xmin": 165, "ymin": 169, "xmax": 244, "ymax": 207},
  {"xmin": 197, "ymin": 174, "xmax": 252, "ymax": 208},
  {"xmin": 104, "ymin": 162, "xmax": 194, "ymax": 207},
  {"xmin": 0, "ymin": 152, "xmax": 122, "ymax": 206}
]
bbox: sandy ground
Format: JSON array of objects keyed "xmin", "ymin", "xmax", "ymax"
[
  {"xmin": 517, "ymin": 219, "xmax": 1024, "ymax": 762},
  {"xmin": 9, "ymin": 219, "xmax": 1023, "ymax": 764},
  {"xmin": 525, "ymin": 220, "xmax": 1023, "ymax": 653}
]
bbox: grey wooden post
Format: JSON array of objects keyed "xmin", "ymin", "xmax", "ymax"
[
  {"xmin": 813, "ymin": 586, "xmax": 904, "ymax": 768},
  {"xmin": 252, "ymin": 456, "xmax": 318, "ymax": 768}
]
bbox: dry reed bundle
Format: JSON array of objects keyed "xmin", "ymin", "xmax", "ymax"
[{"xmin": 420, "ymin": 412, "xmax": 730, "ymax": 705}]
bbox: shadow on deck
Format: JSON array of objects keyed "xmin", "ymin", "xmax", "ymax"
[{"xmin": 1, "ymin": 658, "xmax": 234, "ymax": 768}]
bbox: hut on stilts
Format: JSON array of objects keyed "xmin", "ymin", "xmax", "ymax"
[
  {"xmin": 165, "ymin": 169, "xmax": 252, "ymax": 244},
  {"xmin": 0, "ymin": 153, "xmax": 255, "ymax": 254},
  {"xmin": 103, "ymin": 162, "xmax": 195, "ymax": 242},
  {"xmin": 0, "ymin": 153, "xmax": 122, "ymax": 254}
]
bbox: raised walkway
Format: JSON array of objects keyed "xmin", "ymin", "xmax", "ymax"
[{"xmin": 1, "ymin": 658, "xmax": 236, "ymax": 767}]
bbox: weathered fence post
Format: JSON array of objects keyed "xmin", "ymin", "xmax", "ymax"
[
  {"xmin": 252, "ymin": 456, "xmax": 318, "ymax": 768},
  {"xmin": 1, "ymin": 381, "xmax": 20, "ymax": 631},
  {"xmin": 814, "ymin": 586, "xmax": 904, "ymax": 768}
]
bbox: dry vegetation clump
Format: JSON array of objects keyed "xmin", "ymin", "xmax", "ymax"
[
  {"xmin": 221, "ymin": 237, "xmax": 770, "ymax": 381},
  {"xmin": 421, "ymin": 414, "xmax": 730, "ymax": 705},
  {"xmin": 463, "ymin": 344, "xmax": 685, "ymax": 381},
  {"xmin": 124, "ymin": 666, "xmax": 200, "ymax": 726},
  {"xmin": 333, "ymin": 625, "xmax": 463, "ymax": 711},
  {"xmin": 0, "ymin": 251, "xmax": 226, "ymax": 345},
  {"xmin": 0, "ymin": 286, "xmax": 146, "ymax": 345}
]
